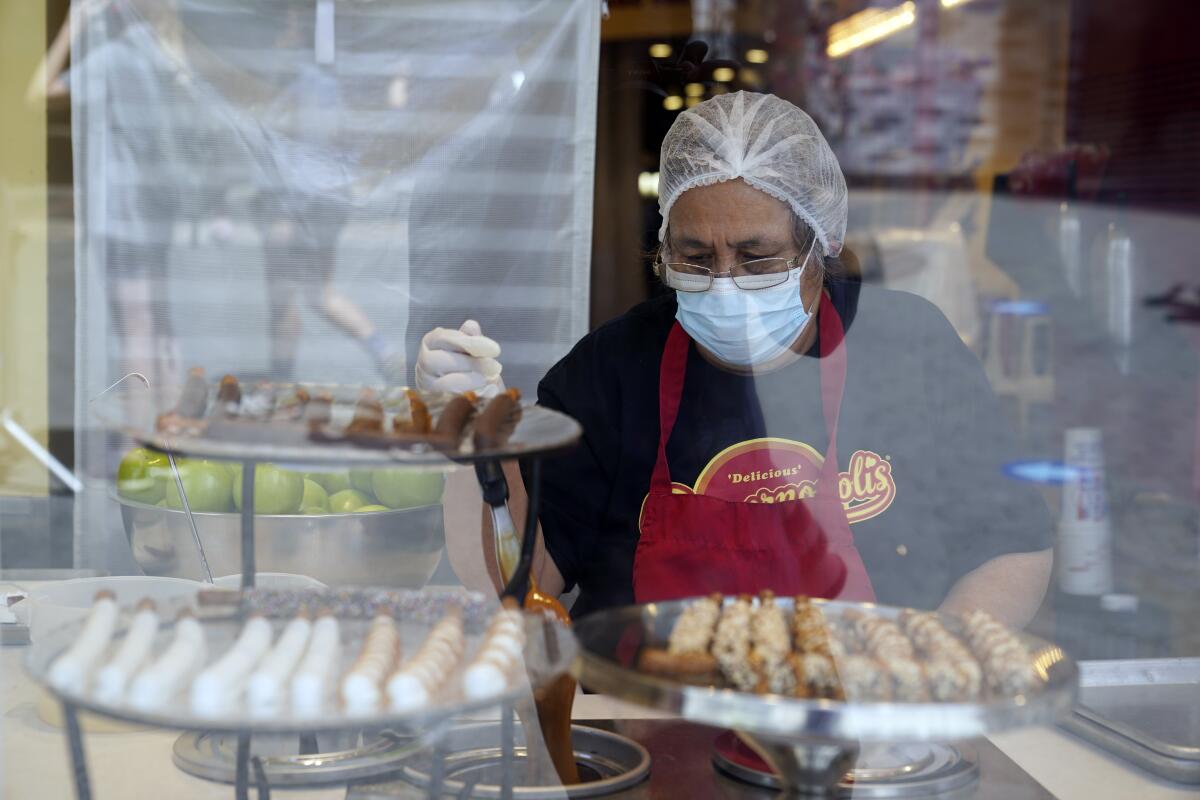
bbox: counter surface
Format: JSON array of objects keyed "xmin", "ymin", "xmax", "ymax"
[{"xmin": 2, "ymin": 644, "xmax": 1196, "ymax": 799}]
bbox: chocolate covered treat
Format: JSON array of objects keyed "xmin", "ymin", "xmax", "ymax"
[
  {"xmin": 347, "ymin": 389, "xmax": 385, "ymax": 435},
  {"xmin": 750, "ymin": 592, "xmax": 795, "ymax": 695},
  {"xmin": 644, "ymin": 597, "xmax": 1032, "ymax": 704},
  {"xmin": 176, "ymin": 367, "xmax": 209, "ymax": 418},
  {"xmin": 899, "ymin": 611, "xmax": 981, "ymax": 701},
  {"xmin": 638, "ymin": 593, "xmax": 721, "ymax": 680},
  {"xmin": 790, "ymin": 652, "xmax": 842, "ymax": 700},
  {"xmin": 393, "ymin": 389, "xmax": 433, "ymax": 435},
  {"xmin": 473, "ymin": 388, "xmax": 522, "ymax": 450},
  {"xmin": 434, "ymin": 391, "xmax": 479, "ymax": 444},
  {"xmin": 838, "ymin": 654, "xmax": 891, "ymax": 702},
  {"xmin": 277, "ymin": 386, "xmax": 311, "ymax": 421},
  {"xmin": 712, "ymin": 595, "xmax": 756, "ymax": 692},
  {"xmin": 962, "ymin": 610, "xmax": 1035, "ymax": 697},
  {"xmin": 215, "ymin": 374, "xmax": 241, "ymax": 413},
  {"xmin": 305, "ymin": 391, "xmax": 333, "ymax": 428}
]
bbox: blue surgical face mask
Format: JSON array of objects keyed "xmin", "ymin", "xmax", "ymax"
[{"xmin": 673, "ymin": 242, "xmax": 818, "ymax": 366}]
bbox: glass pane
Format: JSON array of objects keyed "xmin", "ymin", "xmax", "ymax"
[{"xmin": 2, "ymin": 0, "xmax": 1198, "ymax": 797}]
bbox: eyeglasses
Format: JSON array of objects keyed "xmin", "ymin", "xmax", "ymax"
[{"xmin": 658, "ymin": 255, "xmax": 806, "ymax": 293}]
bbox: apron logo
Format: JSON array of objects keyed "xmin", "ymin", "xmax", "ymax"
[
  {"xmin": 747, "ymin": 481, "xmax": 817, "ymax": 503},
  {"xmin": 838, "ymin": 449, "xmax": 896, "ymax": 523},
  {"xmin": 689, "ymin": 438, "xmax": 897, "ymax": 525}
]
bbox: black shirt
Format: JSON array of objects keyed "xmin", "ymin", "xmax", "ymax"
[{"xmin": 529, "ymin": 280, "xmax": 1054, "ymax": 619}]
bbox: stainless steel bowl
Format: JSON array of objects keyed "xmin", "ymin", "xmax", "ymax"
[{"xmin": 116, "ymin": 495, "xmax": 445, "ymax": 587}]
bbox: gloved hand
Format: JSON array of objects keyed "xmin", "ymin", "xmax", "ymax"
[{"xmin": 414, "ymin": 320, "xmax": 504, "ymax": 397}]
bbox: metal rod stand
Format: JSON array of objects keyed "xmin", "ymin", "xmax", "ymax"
[
  {"xmin": 235, "ymin": 732, "xmax": 251, "ymax": 800},
  {"xmin": 428, "ymin": 729, "xmax": 447, "ymax": 798},
  {"xmin": 252, "ymin": 755, "xmax": 271, "ymax": 800},
  {"xmin": 235, "ymin": 462, "xmax": 257, "ymax": 799},
  {"xmin": 500, "ymin": 698, "xmax": 516, "ymax": 800},
  {"xmin": 62, "ymin": 702, "xmax": 93, "ymax": 800},
  {"xmin": 167, "ymin": 449, "xmax": 215, "ymax": 583},
  {"xmin": 240, "ymin": 460, "xmax": 257, "ymax": 590}
]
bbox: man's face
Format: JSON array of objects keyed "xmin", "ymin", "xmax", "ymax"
[{"xmin": 667, "ymin": 178, "xmax": 822, "ymax": 305}]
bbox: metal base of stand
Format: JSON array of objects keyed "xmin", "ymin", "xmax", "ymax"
[
  {"xmin": 716, "ymin": 732, "xmax": 979, "ymax": 797},
  {"xmin": 735, "ymin": 733, "xmax": 859, "ymax": 797},
  {"xmin": 173, "ymin": 730, "xmax": 421, "ymax": 787},
  {"xmin": 389, "ymin": 720, "xmax": 651, "ymax": 798}
]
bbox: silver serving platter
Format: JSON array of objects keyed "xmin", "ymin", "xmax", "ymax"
[
  {"xmin": 94, "ymin": 382, "xmax": 581, "ymax": 466},
  {"xmin": 1061, "ymin": 658, "xmax": 1200, "ymax": 783},
  {"xmin": 117, "ymin": 494, "xmax": 445, "ymax": 587},
  {"xmin": 572, "ymin": 597, "xmax": 1078, "ymax": 744},
  {"xmin": 27, "ymin": 591, "xmax": 577, "ymax": 736}
]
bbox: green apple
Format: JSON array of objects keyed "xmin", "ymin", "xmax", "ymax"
[
  {"xmin": 301, "ymin": 478, "xmax": 329, "ymax": 511},
  {"xmin": 225, "ymin": 463, "xmax": 246, "ymax": 496},
  {"xmin": 328, "ymin": 488, "xmax": 371, "ymax": 513},
  {"xmin": 371, "ymin": 468, "xmax": 445, "ymax": 509},
  {"xmin": 354, "ymin": 504, "xmax": 390, "ymax": 513},
  {"xmin": 233, "ymin": 464, "xmax": 304, "ymax": 515},
  {"xmin": 350, "ymin": 469, "xmax": 376, "ymax": 495},
  {"xmin": 300, "ymin": 505, "xmax": 327, "ymax": 515},
  {"xmin": 117, "ymin": 447, "xmax": 170, "ymax": 505},
  {"xmin": 164, "ymin": 460, "xmax": 233, "ymax": 512},
  {"xmin": 305, "ymin": 471, "xmax": 353, "ymax": 495}
]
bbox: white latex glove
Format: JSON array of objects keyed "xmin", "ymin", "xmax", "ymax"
[{"xmin": 414, "ymin": 320, "xmax": 504, "ymax": 397}]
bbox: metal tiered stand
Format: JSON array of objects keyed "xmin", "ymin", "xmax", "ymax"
[
  {"xmin": 31, "ymin": 382, "xmax": 585, "ymax": 799},
  {"xmin": 572, "ymin": 597, "xmax": 1080, "ymax": 798}
]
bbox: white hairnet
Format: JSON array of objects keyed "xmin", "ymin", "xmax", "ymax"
[{"xmin": 658, "ymin": 91, "xmax": 848, "ymax": 256}]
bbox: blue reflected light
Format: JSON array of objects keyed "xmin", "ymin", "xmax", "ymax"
[
  {"xmin": 1003, "ymin": 460, "xmax": 1084, "ymax": 485},
  {"xmin": 991, "ymin": 300, "xmax": 1049, "ymax": 316}
]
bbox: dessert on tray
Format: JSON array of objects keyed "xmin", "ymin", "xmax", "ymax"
[
  {"xmin": 45, "ymin": 591, "xmax": 537, "ymax": 722},
  {"xmin": 153, "ymin": 368, "xmax": 523, "ymax": 453},
  {"xmin": 638, "ymin": 592, "xmax": 1037, "ymax": 703},
  {"xmin": 386, "ymin": 610, "xmax": 465, "ymax": 713},
  {"xmin": 342, "ymin": 614, "xmax": 403, "ymax": 714}
]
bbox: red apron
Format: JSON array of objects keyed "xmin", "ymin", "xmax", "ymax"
[{"xmin": 633, "ymin": 291, "xmax": 876, "ymax": 603}]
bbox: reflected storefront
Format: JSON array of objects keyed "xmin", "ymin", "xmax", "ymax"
[{"xmin": 1, "ymin": 1, "xmax": 1198, "ymax": 798}]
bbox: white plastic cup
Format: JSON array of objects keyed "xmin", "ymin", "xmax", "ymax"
[
  {"xmin": 1058, "ymin": 428, "xmax": 1114, "ymax": 595},
  {"xmin": 1062, "ymin": 427, "xmax": 1109, "ymax": 525},
  {"xmin": 1057, "ymin": 523, "xmax": 1114, "ymax": 595},
  {"xmin": 1064, "ymin": 427, "xmax": 1104, "ymax": 468}
]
